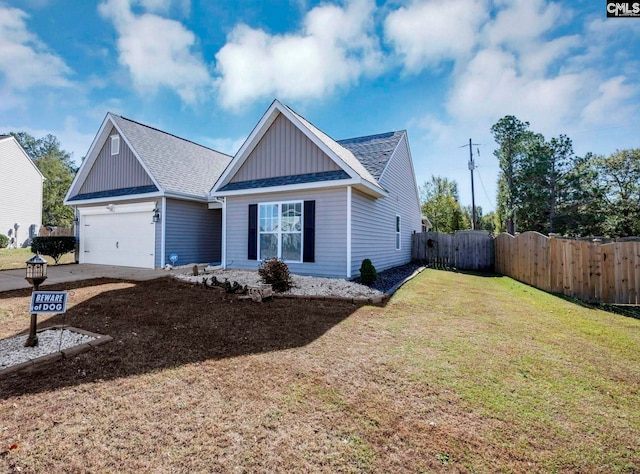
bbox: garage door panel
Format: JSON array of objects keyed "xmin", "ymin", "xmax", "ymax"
[{"xmin": 82, "ymin": 211, "xmax": 155, "ymax": 268}]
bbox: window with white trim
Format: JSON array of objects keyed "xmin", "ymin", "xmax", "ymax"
[
  {"xmin": 395, "ymin": 215, "xmax": 401, "ymax": 250},
  {"xmin": 110, "ymin": 135, "xmax": 120, "ymax": 155},
  {"xmin": 259, "ymin": 201, "xmax": 303, "ymax": 262}
]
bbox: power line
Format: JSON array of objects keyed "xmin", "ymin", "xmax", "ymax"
[
  {"xmin": 460, "ymin": 139, "xmax": 481, "ymax": 229},
  {"xmin": 475, "ymin": 168, "xmax": 495, "ymax": 213}
]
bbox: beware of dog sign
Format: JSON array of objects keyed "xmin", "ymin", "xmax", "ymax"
[{"xmin": 30, "ymin": 291, "xmax": 68, "ymax": 314}]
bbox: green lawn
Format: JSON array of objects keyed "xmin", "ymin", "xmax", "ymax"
[
  {"xmin": 1, "ymin": 269, "xmax": 638, "ymax": 472},
  {"xmin": 388, "ymin": 270, "xmax": 640, "ymax": 471},
  {"xmin": 0, "ymin": 247, "xmax": 75, "ymax": 270}
]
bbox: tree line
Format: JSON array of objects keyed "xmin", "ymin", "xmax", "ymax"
[
  {"xmin": 421, "ymin": 116, "xmax": 640, "ymax": 237},
  {"xmin": 8, "ymin": 132, "xmax": 77, "ymax": 228}
]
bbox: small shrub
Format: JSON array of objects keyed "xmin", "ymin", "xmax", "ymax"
[
  {"xmin": 31, "ymin": 236, "xmax": 76, "ymax": 264},
  {"xmin": 258, "ymin": 258, "xmax": 292, "ymax": 292},
  {"xmin": 0, "ymin": 234, "xmax": 8, "ymax": 249},
  {"xmin": 359, "ymin": 258, "xmax": 377, "ymax": 285}
]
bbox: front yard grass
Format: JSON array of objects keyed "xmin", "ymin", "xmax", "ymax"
[
  {"xmin": 0, "ymin": 247, "xmax": 75, "ymax": 270},
  {"xmin": 0, "ymin": 269, "xmax": 638, "ymax": 472}
]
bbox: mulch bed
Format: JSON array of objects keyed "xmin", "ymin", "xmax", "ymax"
[
  {"xmin": 0, "ymin": 277, "xmax": 362, "ymax": 395},
  {"xmin": 354, "ymin": 262, "xmax": 423, "ymax": 293}
]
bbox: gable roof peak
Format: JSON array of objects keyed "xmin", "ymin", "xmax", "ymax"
[{"xmin": 109, "ymin": 113, "xmax": 229, "ymax": 156}]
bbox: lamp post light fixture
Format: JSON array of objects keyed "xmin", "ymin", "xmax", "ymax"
[{"xmin": 24, "ymin": 254, "xmax": 48, "ymax": 347}]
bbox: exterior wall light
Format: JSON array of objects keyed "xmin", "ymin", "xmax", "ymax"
[{"xmin": 24, "ymin": 254, "xmax": 48, "ymax": 347}]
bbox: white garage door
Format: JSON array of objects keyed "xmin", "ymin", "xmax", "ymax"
[{"xmin": 81, "ymin": 207, "xmax": 155, "ymax": 268}]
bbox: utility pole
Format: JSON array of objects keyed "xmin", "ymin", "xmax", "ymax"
[{"xmin": 461, "ymin": 139, "xmax": 480, "ymax": 229}]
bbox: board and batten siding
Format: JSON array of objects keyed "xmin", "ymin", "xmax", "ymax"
[
  {"xmin": 79, "ymin": 127, "xmax": 154, "ymax": 194},
  {"xmin": 230, "ymin": 114, "xmax": 341, "ymax": 183},
  {"xmin": 0, "ymin": 138, "xmax": 43, "ymax": 245},
  {"xmin": 164, "ymin": 199, "xmax": 222, "ymax": 267},
  {"xmin": 225, "ymin": 188, "xmax": 347, "ymax": 278},
  {"xmin": 351, "ymin": 134, "xmax": 422, "ymax": 276}
]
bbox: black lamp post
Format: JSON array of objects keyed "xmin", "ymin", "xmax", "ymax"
[{"xmin": 24, "ymin": 254, "xmax": 48, "ymax": 347}]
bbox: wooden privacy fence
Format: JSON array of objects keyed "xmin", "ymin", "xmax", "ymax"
[
  {"xmin": 495, "ymin": 232, "xmax": 640, "ymax": 305},
  {"xmin": 38, "ymin": 226, "xmax": 74, "ymax": 237},
  {"xmin": 412, "ymin": 230, "xmax": 494, "ymax": 271}
]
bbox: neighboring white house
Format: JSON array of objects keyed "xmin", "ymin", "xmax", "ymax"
[{"xmin": 0, "ymin": 135, "xmax": 45, "ymax": 247}]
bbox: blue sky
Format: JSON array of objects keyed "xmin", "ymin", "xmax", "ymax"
[{"xmin": 1, "ymin": 0, "xmax": 638, "ymax": 213}]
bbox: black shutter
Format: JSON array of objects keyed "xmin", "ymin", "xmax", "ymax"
[
  {"xmin": 303, "ymin": 200, "xmax": 315, "ymax": 263},
  {"xmin": 248, "ymin": 204, "xmax": 258, "ymax": 260}
]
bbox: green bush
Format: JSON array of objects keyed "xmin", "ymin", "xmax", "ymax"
[
  {"xmin": 359, "ymin": 258, "xmax": 377, "ymax": 285},
  {"xmin": 0, "ymin": 234, "xmax": 8, "ymax": 249},
  {"xmin": 258, "ymin": 258, "xmax": 292, "ymax": 292},
  {"xmin": 31, "ymin": 236, "xmax": 76, "ymax": 264}
]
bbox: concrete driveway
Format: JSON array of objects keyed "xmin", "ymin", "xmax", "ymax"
[{"xmin": 0, "ymin": 264, "xmax": 174, "ymax": 293}]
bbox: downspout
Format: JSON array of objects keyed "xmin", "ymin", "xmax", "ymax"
[
  {"xmin": 347, "ymin": 186, "xmax": 352, "ymax": 279},
  {"xmin": 210, "ymin": 197, "xmax": 226, "ymax": 268},
  {"xmin": 221, "ymin": 197, "xmax": 227, "ymax": 269},
  {"xmin": 161, "ymin": 197, "xmax": 167, "ymax": 267},
  {"xmin": 74, "ymin": 206, "xmax": 79, "ymax": 264}
]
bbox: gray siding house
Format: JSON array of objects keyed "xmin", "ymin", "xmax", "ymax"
[
  {"xmin": 64, "ymin": 114, "xmax": 231, "ymax": 268},
  {"xmin": 64, "ymin": 101, "xmax": 422, "ymax": 277},
  {"xmin": 211, "ymin": 100, "xmax": 422, "ymax": 278},
  {"xmin": 0, "ymin": 135, "xmax": 44, "ymax": 247}
]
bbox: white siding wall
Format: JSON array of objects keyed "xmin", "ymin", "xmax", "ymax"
[
  {"xmin": 351, "ymin": 135, "xmax": 422, "ymax": 276},
  {"xmin": 0, "ymin": 138, "xmax": 43, "ymax": 246},
  {"xmin": 230, "ymin": 114, "xmax": 340, "ymax": 183},
  {"xmin": 225, "ymin": 187, "xmax": 348, "ymax": 278}
]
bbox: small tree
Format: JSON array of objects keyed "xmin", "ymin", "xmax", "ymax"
[{"xmin": 359, "ymin": 259, "xmax": 377, "ymax": 285}]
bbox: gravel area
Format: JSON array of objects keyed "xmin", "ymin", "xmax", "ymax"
[
  {"xmin": 176, "ymin": 269, "xmax": 384, "ymax": 298},
  {"xmin": 176, "ymin": 262, "xmax": 424, "ymax": 298},
  {"xmin": 0, "ymin": 328, "xmax": 96, "ymax": 370}
]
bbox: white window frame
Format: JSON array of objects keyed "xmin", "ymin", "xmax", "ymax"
[
  {"xmin": 258, "ymin": 201, "xmax": 304, "ymax": 263},
  {"xmin": 395, "ymin": 215, "xmax": 401, "ymax": 250},
  {"xmin": 110, "ymin": 135, "xmax": 120, "ymax": 155}
]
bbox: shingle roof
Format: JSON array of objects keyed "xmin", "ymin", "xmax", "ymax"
[
  {"xmin": 219, "ymin": 170, "xmax": 350, "ymax": 192},
  {"xmin": 338, "ymin": 131, "xmax": 404, "ymax": 181},
  {"xmin": 67, "ymin": 185, "xmax": 159, "ymax": 202},
  {"xmin": 110, "ymin": 114, "xmax": 232, "ymax": 197}
]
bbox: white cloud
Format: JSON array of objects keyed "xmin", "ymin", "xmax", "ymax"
[
  {"xmin": 99, "ymin": 0, "xmax": 211, "ymax": 104},
  {"xmin": 517, "ymin": 35, "xmax": 581, "ymax": 76},
  {"xmin": 0, "ymin": 5, "xmax": 72, "ymax": 94},
  {"xmin": 581, "ymin": 76, "xmax": 637, "ymax": 125},
  {"xmin": 446, "ymin": 48, "xmax": 583, "ymax": 130},
  {"xmin": 214, "ymin": 0, "xmax": 383, "ymax": 110},
  {"xmin": 384, "ymin": 0, "xmax": 488, "ymax": 72},
  {"xmin": 139, "ymin": 0, "xmax": 172, "ymax": 13},
  {"xmin": 484, "ymin": 0, "xmax": 564, "ymax": 48},
  {"xmin": 203, "ymin": 136, "xmax": 247, "ymax": 156}
]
